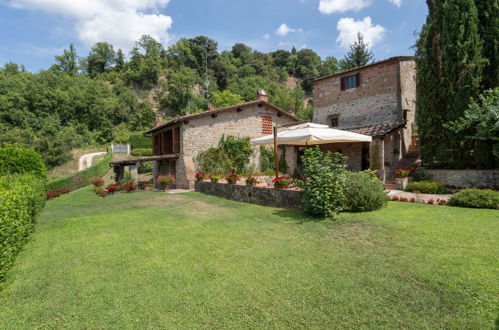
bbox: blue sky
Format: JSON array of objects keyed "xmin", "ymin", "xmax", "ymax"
[{"xmin": 0, "ymin": 0, "xmax": 427, "ymax": 72}]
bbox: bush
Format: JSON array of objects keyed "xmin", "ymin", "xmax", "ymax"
[
  {"xmin": 131, "ymin": 148, "xmax": 153, "ymax": 157},
  {"xmin": 138, "ymin": 162, "xmax": 152, "ymax": 174},
  {"xmin": 91, "ymin": 177, "xmax": 105, "ymax": 187},
  {"xmin": 405, "ymin": 181, "xmax": 448, "ymax": 194},
  {"xmin": 129, "ymin": 134, "xmax": 152, "ymax": 149},
  {"xmin": 301, "ymin": 146, "xmax": 347, "ymax": 218},
  {"xmin": 411, "ymin": 167, "xmax": 433, "ymax": 182},
  {"xmin": 343, "ymin": 171, "xmax": 387, "ymax": 212},
  {"xmin": 197, "ymin": 135, "xmax": 253, "ymax": 174},
  {"xmin": 0, "ymin": 147, "xmax": 47, "ymax": 178},
  {"xmin": 448, "ymin": 189, "xmax": 499, "ymax": 209},
  {"xmin": 260, "ymin": 146, "xmax": 288, "ymax": 174},
  {"xmin": 0, "ymin": 174, "xmax": 46, "ymax": 281},
  {"xmin": 158, "ymin": 174, "xmax": 175, "ymax": 188},
  {"xmin": 47, "ymin": 147, "xmax": 112, "ymax": 191}
]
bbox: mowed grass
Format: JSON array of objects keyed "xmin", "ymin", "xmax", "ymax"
[{"xmin": 0, "ymin": 188, "xmax": 497, "ymax": 329}]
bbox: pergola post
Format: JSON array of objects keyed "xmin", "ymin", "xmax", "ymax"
[
  {"xmin": 115, "ymin": 165, "xmax": 125, "ymax": 184},
  {"xmin": 129, "ymin": 164, "xmax": 138, "ymax": 184}
]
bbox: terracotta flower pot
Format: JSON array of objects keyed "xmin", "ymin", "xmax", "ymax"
[{"xmin": 395, "ymin": 177, "xmax": 409, "ymax": 190}]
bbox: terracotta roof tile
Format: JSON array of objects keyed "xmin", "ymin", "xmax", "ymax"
[{"xmin": 345, "ymin": 122, "xmax": 405, "ymax": 137}]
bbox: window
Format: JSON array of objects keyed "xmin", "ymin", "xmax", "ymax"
[
  {"xmin": 329, "ymin": 115, "xmax": 339, "ymax": 128},
  {"xmin": 340, "ymin": 73, "xmax": 360, "ymax": 90}
]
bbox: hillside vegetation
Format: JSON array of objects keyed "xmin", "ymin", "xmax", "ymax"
[{"xmin": 0, "ymin": 34, "xmax": 378, "ymax": 168}]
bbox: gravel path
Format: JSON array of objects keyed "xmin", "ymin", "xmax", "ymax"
[
  {"xmin": 387, "ymin": 190, "xmax": 454, "ymax": 202},
  {"xmin": 78, "ymin": 152, "xmax": 107, "ymax": 171}
]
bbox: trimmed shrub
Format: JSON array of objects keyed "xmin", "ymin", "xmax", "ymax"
[
  {"xmin": 301, "ymin": 146, "xmax": 347, "ymax": 218},
  {"xmin": 0, "ymin": 147, "xmax": 47, "ymax": 178},
  {"xmin": 405, "ymin": 181, "xmax": 448, "ymax": 194},
  {"xmin": 343, "ymin": 171, "xmax": 387, "ymax": 212},
  {"xmin": 129, "ymin": 134, "xmax": 152, "ymax": 149},
  {"xmin": 448, "ymin": 189, "xmax": 499, "ymax": 209},
  {"xmin": 131, "ymin": 148, "xmax": 153, "ymax": 157},
  {"xmin": 0, "ymin": 174, "xmax": 46, "ymax": 280},
  {"xmin": 47, "ymin": 147, "xmax": 113, "ymax": 191}
]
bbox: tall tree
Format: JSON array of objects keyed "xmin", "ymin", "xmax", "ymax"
[
  {"xmin": 86, "ymin": 42, "xmax": 116, "ymax": 77},
  {"xmin": 474, "ymin": 0, "xmax": 499, "ymax": 90},
  {"xmin": 55, "ymin": 44, "xmax": 78, "ymax": 75},
  {"xmin": 340, "ymin": 33, "xmax": 374, "ymax": 70},
  {"xmin": 415, "ymin": 0, "xmax": 485, "ymax": 168}
]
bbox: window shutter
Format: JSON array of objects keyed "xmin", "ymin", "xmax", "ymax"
[
  {"xmin": 340, "ymin": 77, "xmax": 346, "ymax": 90},
  {"xmin": 355, "ymin": 73, "xmax": 361, "ymax": 87}
]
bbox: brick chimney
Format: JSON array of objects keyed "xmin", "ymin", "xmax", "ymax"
[
  {"xmin": 155, "ymin": 114, "xmax": 163, "ymax": 127},
  {"xmin": 208, "ymin": 103, "xmax": 214, "ymax": 111},
  {"xmin": 255, "ymin": 89, "xmax": 268, "ymax": 102},
  {"xmin": 288, "ymin": 106, "xmax": 296, "ymax": 115}
]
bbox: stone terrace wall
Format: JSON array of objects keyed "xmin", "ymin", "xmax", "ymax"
[
  {"xmin": 427, "ymin": 170, "xmax": 499, "ymax": 188},
  {"xmin": 195, "ymin": 182, "xmax": 303, "ymax": 209}
]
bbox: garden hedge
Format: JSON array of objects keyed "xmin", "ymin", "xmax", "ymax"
[
  {"xmin": 47, "ymin": 147, "xmax": 113, "ymax": 191},
  {"xmin": 405, "ymin": 181, "xmax": 448, "ymax": 194},
  {"xmin": 0, "ymin": 174, "xmax": 46, "ymax": 280},
  {"xmin": 448, "ymin": 189, "xmax": 499, "ymax": 209},
  {"xmin": 130, "ymin": 148, "xmax": 153, "ymax": 157},
  {"xmin": 0, "ymin": 147, "xmax": 47, "ymax": 177},
  {"xmin": 130, "ymin": 134, "xmax": 152, "ymax": 149}
]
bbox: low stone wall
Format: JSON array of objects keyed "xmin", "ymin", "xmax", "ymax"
[
  {"xmin": 426, "ymin": 169, "xmax": 499, "ymax": 188},
  {"xmin": 195, "ymin": 182, "xmax": 303, "ymax": 208}
]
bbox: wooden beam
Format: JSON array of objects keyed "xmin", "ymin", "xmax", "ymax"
[{"xmin": 274, "ymin": 127, "xmax": 279, "ymax": 178}]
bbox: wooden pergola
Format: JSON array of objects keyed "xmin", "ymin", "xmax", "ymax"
[{"xmin": 110, "ymin": 154, "xmax": 179, "ymax": 183}]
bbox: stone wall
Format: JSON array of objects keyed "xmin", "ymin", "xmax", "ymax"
[
  {"xmin": 195, "ymin": 181, "xmax": 303, "ymax": 209},
  {"xmin": 399, "ymin": 60, "xmax": 417, "ymax": 152},
  {"xmin": 320, "ymin": 142, "xmax": 364, "ymax": 172},
  {"xmin": 313, "ymin": 60, "xmax": 401, "ymax": 128},
  {"xmin": 426, "ymin": 170, "xmax": 499, "ymax": 188},
  {"xmin": 176, "ymin": 105, "xmax": 297, "ymax": 188}
]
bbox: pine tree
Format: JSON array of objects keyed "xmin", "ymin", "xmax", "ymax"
[
  {"xmin": 55, "ymin": 44, "xmax": 78, "ymax": 75},
  {"xmin": 340, "ymin": 33, "xmax": 374, "ymax": 70},
  {"xmin": 474, "ymin": 0, "xmax": 499, "ymax": 90},
  {"xmin": 416, "ymin": 0, "xmax": 485, "ymax": 168}
]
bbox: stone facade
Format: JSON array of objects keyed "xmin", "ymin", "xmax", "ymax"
[
  {"xmin": 426, "ymin": 170, "xmax": 499, "ymax": 188},
  {"xmin": 150, "ymin": 102, "xmax": 299, "ymax": 189},
  {"xmin": 195, "ymin": 181, "xmax": 303, "ymax": 209},
  {"xmin": 313, "ymin": 56, "xmax": 417, "ymax": 181}
]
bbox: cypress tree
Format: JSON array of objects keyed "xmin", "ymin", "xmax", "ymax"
[
  {"xmin": 474, "ymin": 0, "xmax": 499, "ymax": 90},
  {"xmin": 415, "ymin": 0, "xmax": 485, "ymax": 168}
]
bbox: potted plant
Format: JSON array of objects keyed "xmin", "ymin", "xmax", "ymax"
[
  {"xmin": 225, "ymin": 173, "xmax": 239, "ymax": 184},
  {"xmin": 158, "ymin": 174, "xmax": 175, "ymax": 191},
  {"xmin": 144, "ymin": 182, "xmax": 155, "ymax": 191},
  {"xmin": 245, "ymin": 176, "xmax": 257, "ymax": 187},
  {"xmin": 210, "ymin": 175, "xmax": 221, "ymax": 183},
  {"xmin": 394, "ymin": 168, "xmax": 414, "ymax": 190},
  {"xmin": 272, "ymin": 176, "xmax": 292, "ymax": 189},
  {"xmin": 91, "ymin": 177, "xmax": 105, "ymax": 188},
  {"xmin": 195, "ymin": 172, "xmax": 205, "ymax": 182}
]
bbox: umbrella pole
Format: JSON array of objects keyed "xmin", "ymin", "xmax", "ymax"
[{"xmin": 274, "ymin": 127, "xmax": 279, "ymax": 178}]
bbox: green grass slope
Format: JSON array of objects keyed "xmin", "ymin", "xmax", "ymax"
[{"xmin": 0, "ymin": 188, "xmax": 497, "ymax": 328}]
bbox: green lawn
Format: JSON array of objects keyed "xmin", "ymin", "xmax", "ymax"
[{"xmin": 0, "ymin": 188, "xmax": 497, "ymax": 328}]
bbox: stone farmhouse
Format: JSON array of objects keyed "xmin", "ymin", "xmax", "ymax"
[
  {"xmin": 313, "ymin": 56, "xmax": 419, "ymax": 182},
  {"xmin": 144, "ymin": 91, "xmax": 301, "ymax": 189}
]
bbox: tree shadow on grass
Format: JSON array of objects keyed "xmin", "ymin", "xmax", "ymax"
[{"xmin": 271, "ymin": 208, "xmax": 329, "ymax": 224}]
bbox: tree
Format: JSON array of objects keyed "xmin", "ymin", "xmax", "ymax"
[
  {"xmin": 447, "ymin": 88, "xmax": 499, "ymax": 168},
  {"xmin": 54, "ymin": 44, "xmax": 79, "ymax": 75},
  {"xmin": 415, "ymin": 0, "xmax": 485, "ymax": 168},
  {"xmin": 474, "ymin": 0, "xmax": 499, "ymax": 90},
  {"xmin": 295, "ymin": 48, "xmax": 321, "ymax": 91},
  {"xmin": 115, "ymin": 49, "xmax": 126, "ymax": 71},
  {"xmin": 86, "ymin": 42, "xmax": 116, "ymax": 77},
  {"xmin": 320, "ymin": 56, "xmax": 339, "ymax": 76},
  {"xmin": 211, "ymin": 90, "xmax": 244, "ymax": 108},
  {"xmin": 340, "ymin": 33, "xmax": 374, "ymax": 70}
]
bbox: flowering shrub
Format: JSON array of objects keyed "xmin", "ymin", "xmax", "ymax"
[
  {"xmin": 448, "ymin": 188, "xmax": 498, "ymax": 209},
  {"xmin": 90, "ymin": 177, "xmax": 105, "ymax": 187},
  {"xmin": 105, "ymin": 184, "xmax": 123, "ymax": 193},
  {"xmin": 210, "ymin": 175, "xmax": 221, "ymax": 183},
  {"xmin": 225, "ymin": 173, "xmax": 239, "ymax": 184},
  {"xmin": 436, "ymin": 199, "xmax": 447, "ymax": 205},
  {"xmin": 394, "ymin": 167, "xmax": 415, "ymax": 178},
  {"xmin": 195, "ymin": 172, "xmax": 205, "ymax": 181},
  {"xmin": 391, "ymin": 196, "xmax": 400, "ymax": 201},
  {"xmin": 272, "ymin": 176, "xmax": 292, "ymax": 188},
  {"xmin": 427, "ymin": 199, "xmax": 435, "ymax": 205},
  {"xmin": 245, "ymin": 176, "xmax": 257, "ymax": 185},
  {"xmin": 46, "ymin": 188, "xmax": 71, "ymax": 200},
  {"xmin": 158, "ymin": 174, "xmax": 175, "ymax": 188},
  {"xmin": 123, "ymin": 183, "xmax": 137, "ymax": 192}
]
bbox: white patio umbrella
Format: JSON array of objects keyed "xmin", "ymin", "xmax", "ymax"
[
  {"xmin": 251, "ymin": 122, "xmax": 372, "ymax": 146},
  {"xmin": 251, "ymin": 122, "xmax": 372, "ymax": 177}
]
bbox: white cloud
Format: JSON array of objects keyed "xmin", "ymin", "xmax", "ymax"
[
  {"xmin": 262, "ymin": 33, "xmax": 271, "ymax": 40},
  {"xmin": 8, "ymin": 0, "xmax": 173, "ymax": 50},
  {"xmin": 388, "ymin": 0, "xmax": 402, "ymax": 7},
  {"xmin": 336, "ymin": 17, "xmax": 385, "ymax": 49},
  {"xmin": 275, "ymin": 24, "xmax": 302, "ymax": 37},
  {"xmin": 319, "ymin": 0, "xmax": 371, "ymax": 14}
]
